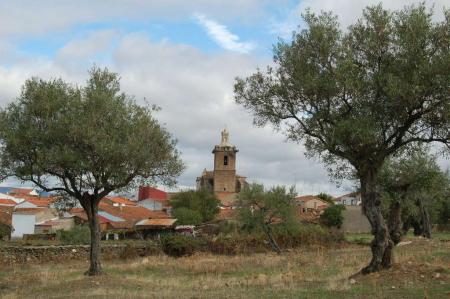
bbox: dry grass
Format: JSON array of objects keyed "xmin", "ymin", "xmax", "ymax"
[{"xmin": 0, "ymin": 237, "xmax": 449, "ymax": 299}]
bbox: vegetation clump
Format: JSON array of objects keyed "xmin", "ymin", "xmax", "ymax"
[
  {"xmin": 57, "ymin": 226, "xmax": 91, "ymax": 245},
  {"xmin": 320, "ymin": 205, "xmax": 345, "ymax": 229},
  {"xmin": 170, "ymin": 190, "xmax": 220, "ymax": 225},
  {"xmin": 161, "ymin": 234, "xmax": 203, "ymax": 257}
]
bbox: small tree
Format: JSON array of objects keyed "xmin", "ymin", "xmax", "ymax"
[
  {"xmin": 170, "ymin": 190, "xmax": 220, "ymax": 223},
  {"xmin": 235, "ymin": 4, "xmax": 450, "ymax": 273},
  {"xmin": 317, "ymin": 192, "xmax": 335, "ymax": 205},
  {"xmin": 378, "ymin": 147, "xmax": 449, "ymax": 240},
  {"xmin": 320, "ymin": 205, "xmax": 345, "ymax": 228},
  {"xmin": 0, "ymin": 68, "xmax": 184, "ymax": 275},
  {"xmin": 171, "ymin": 207, "xmax": 203, "ymax": 225},
  {"xmin": 238, "ymin": 183, "xmax": 298, "ymax": 254}
]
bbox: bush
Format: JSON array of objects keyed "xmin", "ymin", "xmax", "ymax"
[
  {"xmin": 57, "ymin": 226, "xmax": 91, "ymax": 245},
  {"xmin": 172, "ymin": 207, "xmax": 203, "ymax": 225},
  {"xmin": 320, "ymin": 205, "xmax": 346, "ymax": 228},
  {"xmin": 161, "ymin": 234, "xmax": 203, "ymax": 257},
  {"xmin": 170, "ymin": 190, "xmax": 220, "ymax": 223}
]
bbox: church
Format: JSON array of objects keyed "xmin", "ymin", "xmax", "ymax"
[{"xmin": 196, "ymin": 128, "xmax": 248, "ymax": 198}]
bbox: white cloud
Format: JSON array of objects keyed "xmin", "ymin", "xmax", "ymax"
[
  {"xmin": 0, "ymin": 31, "xmax": 351, "ymax": 196},
  {"xmin": 272, "ymin": 0, "xmax": 449, "ymax": 39},
  {"xmin": 0, "ymin": 1, "xmax": 281, "ymax": 38},
  {"xmin": 57, "ymin": 30, "xmax": 117, "ymax": 61},
  {"xmin": 193, "ymin": 13, "xmax": 255, "ymax": 53}
]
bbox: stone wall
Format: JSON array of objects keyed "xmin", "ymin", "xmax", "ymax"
[
  {"xmin": 341, "ymin": 205, "xmax": 372, "ymax": 233},
  {"xmin": 0, "ymin": 244, "xmax": 161, "ymax": 265}
]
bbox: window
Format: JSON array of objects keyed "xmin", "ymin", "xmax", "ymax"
[{"xmin": 224, "ymin": 155, "xmax": 228, "ymax": 165}]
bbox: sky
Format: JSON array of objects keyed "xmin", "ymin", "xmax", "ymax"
[{"xmin": 0, "ymin": 0, "xmax": 449, "ymax": 196}]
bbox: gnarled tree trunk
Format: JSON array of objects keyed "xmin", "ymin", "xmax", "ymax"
[
  {"xmin": 84, "ymin": 199, "xmax": 103, "ymax": 276},
  {"xmin": 360, "ymin": 168, "xmax": 391, "ymax": 274},
  {"xmin": 262, "ymin": 224, "xmax": 281, "ymax": 254},
  {"xmin": 418, "ymin": 198, "xmax": 432, "ymax": 239},
  {"xmin": 382, "ymin": 200, "xmax": 402, "ymax": 268}
]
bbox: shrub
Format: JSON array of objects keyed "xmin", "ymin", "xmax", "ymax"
[
  {"xmin": 161, "ymin": 234, "xmax": 203, "ymax": 257},
  {"xmin": 172, "ymin": 207, "xmax": 203, "ymax": 225},
  {"xmin": 170, "ymin": 190, "xmax": 220, "ymax": 223},
  {"xmin": 57, "ymin": 226, "xmax": 90, "ymax": 245},
  {"xmin": 320, "ymin": 205, "xmax": 346, "ymax": 228}
]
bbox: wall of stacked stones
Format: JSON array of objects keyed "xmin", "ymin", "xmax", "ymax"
[{"xmin": 0, "ymin": 244, "xmax": 160, "ymax": 265}]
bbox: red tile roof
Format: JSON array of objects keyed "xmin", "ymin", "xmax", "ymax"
[
  {"xmin": 9, "ymin": 188, "xmax": 36, "ymax": 196},
  {"xmin": 12, "ymin": 194, "xmax": 56, "ymax": 207},
  {"xmin": 0, "ymin": 199, "xmax": 17, "ymax": 206},
  {"xmin": 102, "ymin": 196, "xmax": 137, "ymax": 206},
  {"xmin": 13, "ymin": 208, "xmax": 47, "ymax": 215},
  {"xmin": 138, "ymin": 186, "xmax": 167, "ymax": 202},
  {"xmin": 70, "ymin": 211, "xmax": 110, "ymax": 224},
  {"xmin": 135, "ymin": 218, "xmax": 177, "ymax": 227},
  {"xmin": 70, "ymin": 204, "xmax": 171, "ymax": 230}
]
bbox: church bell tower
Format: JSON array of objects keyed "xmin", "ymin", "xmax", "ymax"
[{"xmin": 212, "ymin": 128, "xmax": 238, "ymax": 192}]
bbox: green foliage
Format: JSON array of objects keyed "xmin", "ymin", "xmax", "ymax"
[
  {"xmin": 238, "ymin": 183, "xmax": 299, "ymax": 234},
  {"xmin": 0, "ymin": 67, "xmax": 184, "ymax": 273},
  {"xmin": 160, "ymin": 234, "xmax": 202, "ymax": 257},
  {"xmin": 234, "ymin": 3, "xmax": 450, "ymax": 269},
  {"xmin": 0, "ymin": 66, "xmax": 184, "ymax": 199},
  {"xmin": 0, "ymin": 224, "xmax": 10, "ymax": 240},
  {"xmin": 171, "ymin": 207, "xmax": 203, "ymax": 225},
  {"xmin": 170, "ymin": 190, "xmax": 220, "ymax": 224},
  {"xmin": 437, "ymin": 198, "xmax": 450, "ymax": 226},
  {"xmin": 317, "ymin": 193, "xmax": 335, "ymax": 205},
  {"xmin": 234, "ymin": 3, "xmax": 450, "ymax": 184},
  {"xmin": 378, "ymin": 147, "xmax": 450, "ymax": 225},
  {"xmin": 57, "ymin": 226, "xmax": 91, "ymax": 245},
  {"xmin": 320, "ymin": 205, "xmax": 345, "ymax": 228}
]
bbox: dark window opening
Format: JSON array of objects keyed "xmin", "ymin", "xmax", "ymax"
[{"xmin": 224, "ymin": 155, "xmax": 228, "ymax": 165}]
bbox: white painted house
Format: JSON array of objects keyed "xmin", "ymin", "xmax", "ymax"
[
  {"xmin": 11, "ymin": 208, "xmax": 57, "ymax": 239},
  {"xmin": 334, "ymin": 192, "xmax": 361, "ymax": 206},
  {"xmin": 11, "ymin": 212, "xmax": 36, "ymax": 238}
]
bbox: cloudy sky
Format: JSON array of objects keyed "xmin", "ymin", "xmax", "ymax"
[{"xmin": 0, "ymin": 0, "xmax": 449, "ymax": 196}]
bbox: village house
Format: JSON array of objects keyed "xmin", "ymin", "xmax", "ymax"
[
  {"xmin": 295, "ymin": 195, "xmax": 329, "ymax": 213},
  {"xmin": 334, "ymin": 192, "xmax": 361, "ymax": 206},
  {"xmin": 137, "ymin": 186, "xmax": 169, "ymax": 211},
  {"xmin": 0, "ymin": 192, "xmax": 24, "ymax": 207},
  {"xmin": 11, "ymin": 208, "xmax": 58, "ymax": 239},
  {"xmin": 69, "ymin": 200, "xmax": 174, "ymax": 240}
]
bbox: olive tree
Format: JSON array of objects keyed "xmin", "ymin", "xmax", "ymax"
[
  {"xmin": 378, "ymin": 147, "xmax": 449, "ymax": 240},
  {"xmin": 0, "ymin": 68, "xmax": 184, "ymax": 275},
  {"xmin": 238, "ymin": 184, "xmax": 298, "ymax": 254},
  {"xmin": 234, "ymin": 5, "xmax": 450, "ymax": 273}
]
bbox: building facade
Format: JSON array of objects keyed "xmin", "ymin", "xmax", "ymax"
[{"xmin": 196, "ymin": 128, "xmax": 247, "ymax": 194}]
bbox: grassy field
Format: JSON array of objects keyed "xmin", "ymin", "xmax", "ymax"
[{"xmin": 0, "ymin": 236, "xmax": 449, "ymax": 299}]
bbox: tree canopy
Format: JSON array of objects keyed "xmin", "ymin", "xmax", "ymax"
[
  {"xmin": 378, "ymin": 147, "xmax": 449, "ymax": 238},
  {"xmin": 0, "ymin": 67, "xmax": 184, "ymax": 275},
  {"xmin": 238, "ymin": 183, "xmax": 298, "ymax": 254},
  {"xmin": 170, "ymin": 190, "xmax": 220, "ymax": 224},
  {"xmin": 320, "ymin": 204, "xmax": 345, "ymax": 228},
  {"xmin": 235, "ymin": 4, "xmax": 450, "ymax": 273}
]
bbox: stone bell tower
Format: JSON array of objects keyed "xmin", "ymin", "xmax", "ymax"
[{"xmin": 212, "ymin": 128, "xmax": 238, "ymax": 192}]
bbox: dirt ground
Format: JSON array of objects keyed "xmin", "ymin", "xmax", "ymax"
[{"xmin": 0, "ymin": 237, "xmax": 449, "ymax": 299}]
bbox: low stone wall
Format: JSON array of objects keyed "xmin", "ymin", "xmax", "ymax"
[
  {"xmin": 341, "ymin": 205, "xmax": 371, "ymax": 233},
  {"xmin": 0, "ymin": 244, "xmax": 161, "ymax": 265}
]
